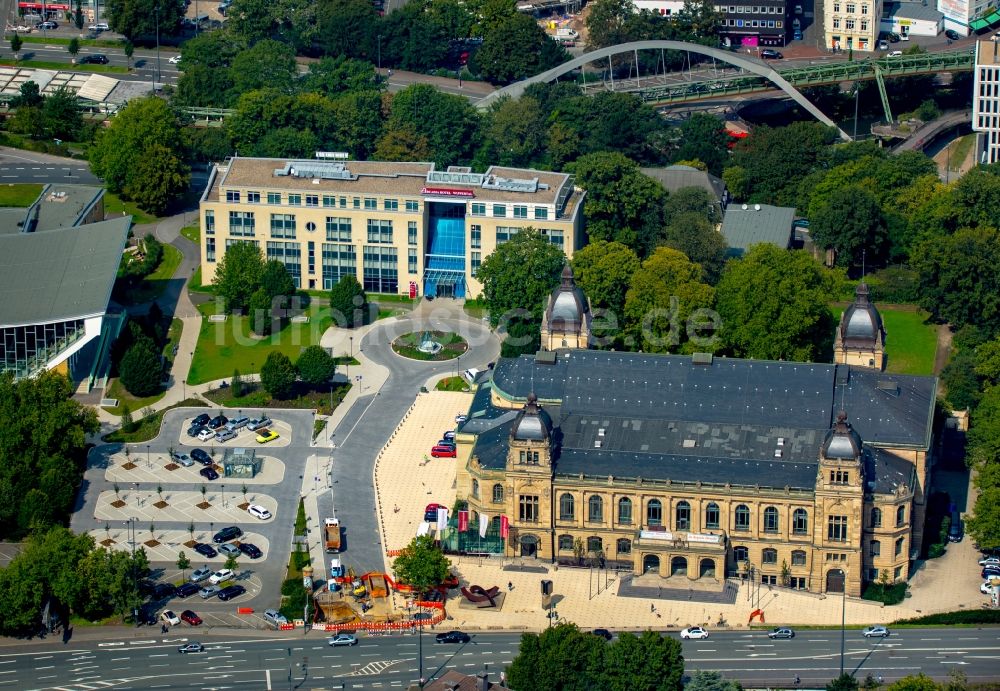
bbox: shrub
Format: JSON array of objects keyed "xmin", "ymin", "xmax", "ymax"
[
  {"xmin": 862, "ymin": 581, "xmax": 908, "ymax": 605},
  {"xmin": 119, "ymin": 338, "xmax": 162, "ymax": 397},
  {"xmin": 294, "ymin": 498, "xmax": 307, "ymax": 536},
  {"xmin": 894, "ymin": 609, "xmax": 1000, "ymax": 625}
]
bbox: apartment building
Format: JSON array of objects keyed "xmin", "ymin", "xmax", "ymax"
[
  {"xmin": 974, "ymin": 39, "xmax": 1000, "ymax": 165},
  {"xmin": 199, "ymin": 157, "xmax": 585, "ymax": 299},
  {"xmin": 714, "ymin": 0, "xmax": 790, "ymax": 47},
  {"xmin": 825, "ymin": 0, "xmax": 882, "ymax": 51}
]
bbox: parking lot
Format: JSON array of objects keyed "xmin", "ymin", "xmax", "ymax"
[{"xmin": 76, "ymin": 407, "xmax": 319, "ymax": 626}]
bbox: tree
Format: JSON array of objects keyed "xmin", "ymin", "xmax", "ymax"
[
  {"xmin": 374, "ymin": 126, "xmax": 433, "ymax": 162},
  {"xmin": 224, "ymin": 553, "xmax": 239, "ymax": 571},
  {"xmin": 12, "ymin": 81, "xmax": 42, "ymax": 108},
  {"xmin": 685, "ymin": 671, "xmax": 743, "ymax": 691},
  {"xmin": 391, "ymin": 535, "xmax": 450, "ymax": 591},
  {"xmin": 476, "ymin": 229, "xmax": 565, "ymax": 329},
  {"xmin": 730, "ymin": 122, "xmax": 839, "ymax": 204},
  {"xmin": 827, "ymin": 673, "xmax": 860, "ymax": 691},
  {"xmin": 225, "ymin": 0, "xmax": 278, "ymax": 44},
  {"xmin": 968, "ymin": 386, "xmax": 1000, "ymax": 467},
  {"xmin": 230, "ymin": 39, "xmax": 298, "ymax": 96},
  {"xmin": 248, "ymin": 288, "xmax": 273, "ymax": 336},
  {"xmin": 481, "ymin": 96, "xmax": 548, "ymax": 168},
  {"xmin": 597, "ymin": 630, "xmax": 685, "ymax": 690},
  {"xmin": 585, "ymin": 0, "xmax": 634, "ymax": 49},
  {"xmin": 212, "ymin": 241, "xmax": 266, "ymax": 313},
  {"xmin": 231, "ymin": 369, "xmax": 244, "ymax": 398},
  {"xmin": 967, "ymin": 486, "xmax": 1000, "ymax": 551},
  {"xmin": 384, "ymin": 84, "xmax": 481, "ymax": 166},
  {"xmin": 886, "ymin": 674, "xmax": 943, "ymax": 691},
  {"xmin": 302, "ymin": 56, "xmax": 380, "ymax": 97},
  {"xmin": 623, "ymin": 247, "xmax": 716, "ymax": 353},
  {"xmin": 87, "ymin": 97, "xmax": 190, "ymax": 214},
  {"xmin": 9, "ymin": 33, "xmax": 21, "ymax": 61},
  {"xmin": 68, "ymin": 38, "xmax": 80, "ymax": 61},
  {"xmin": 715, "ymin": 245, "xmax": 838, "ymax": 362},
  {"xmin": 176, "ymin": 551, "xmax": 190, "ymax": 579},
  {"xmin": 118, "ymin": 338, "xmax": 162, "ymax": 397},
  {"xmin": 106, "ymin": 0, "xmax": 185, "ymax": 41},
  {"xmin": 123, "ymin": 39, "xmax": 134, "ymax": 70},
  {"xmin": 571, "ymin": 240, "xmax": 641, "ymax": 317},
  {"xmin": 296, "ymin": 345, "xmax": 337, "ymax": 388},
  {"xmin": 74, "ymin": 0, "xmax": 85, "ymax": 28},
  {"xmin": 660, "ymin": 211, "xmax": 728, "ymax": 284},
  {"xmin": 329, "ymin": 274, "xmax": 369, "ymax": 328},
  {"xmin": 260, "ymin": 351, "xmax": 296, "ymax": 399},
  {"xmin": 670, "ymin": 113, "xmax": 731, "ymax": 175},
  {"xmin": 810, "ymin": 186, "xmax": 888, "ymax": 267},
  {"xmin": 42, "ymin": 89, "xmax": 84, "ymax": 141},
  {"xmin": 261, "ymin": 260, "xmax": 295, "ymax": 300},
  {"xmin": 314, "ymin": 0, "xmax": 380, "ymax": 60},
  {"xmin": 472, "ymin": 13, "xmax": 567, "ymax": 85},
  {"xmin": 571, "ymin": 152, "xmax": 667, "ymax": 256}
]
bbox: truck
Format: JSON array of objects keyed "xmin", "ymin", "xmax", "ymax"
[
  {"xmin": 329, "ymin": 557, "xmax": 345, "ymax": 578},
  {"xmin": 324, "ymin": 517, "xmax": 342, "ymax": 553}
]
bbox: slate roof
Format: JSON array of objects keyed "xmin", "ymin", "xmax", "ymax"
[
  {"xmin": 641, "ymin": 165, "xmax": 727, "ymax": 203},
  {"xmin": 867, "ymin": 448, "xmax": 916, "ymax": 494},
  {"xmin": 0, "ymin": 218, "xmax": 131, "ymax": 327},
  {"xmin": 721, "ymin": 203, "xmax": 795, "ymax": 256},
  {"xmin": 884, "ymin": 1, "xmax": 943, "ymax": 22}
]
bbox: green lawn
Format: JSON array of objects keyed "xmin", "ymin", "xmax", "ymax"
[
  {"xmin": 188, "ymin": 301, "xmax": 335, "ymax": 384},
  {"xmin": 180, "ymin": 224, "xmax": 199, "ymax": 245},
  {"xmin": 948, "ymin": 134, "xmax": 976, "ymax": 171},
  {"xmin": 830, "ymin": 305, "xmax": 938, "ymax": 376},
  {"xmin": 436, "ymin": 376, "xmax": 469, "ymax": 392},
  {"xmin": 0, "ymin": 58, "xmax": 128, "ymax": 73},
  {"xmin": 104, "ymin": 192, "xmax": 159, "ymax": 226},
  {"xmin": 18, "ymin": 35, "xmax": 126, "ymax": 48},
  {"xmin": 102, "ymin": 398, "xmax": 209, "ymax": 443},
  {"xmin": 115, "ymin": 244, "xmax": 182, "ymax": 306},
  {"xmin": 0, "ymin": 183, "xmax": 42, "ymax": 206},
  {"xmin": 188, "ymin": 266, "xmax": 213, "ymax": 294}
]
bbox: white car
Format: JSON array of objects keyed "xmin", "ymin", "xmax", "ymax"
[
  {"xmin": 161, "ymin": 610, "xmax": 180, "ymax": 626},
  {"xmin": 197, "ymin": 428, "xmax": 215, "ymax": 441},
  {"xmin": 680, "ymin": 627, "xmax": 709, "ymax": 640},
  {"xmin": 11, "ymin": 24, "xmax": 32, "ymax": 32},
  {"xmin": 248, "ymin": 504, "xmax": 272, "ymax": 520},
  {"xmin": 168, "ymin": 55, "xmax": 182, "ymax": 64},
  {"xmin": 981, "ymin": 581, "xmax": 997, "ymax": 594},
  {"xmin": 888, "ymin": 50, "xmax": 903, "ymax": 57},
  {"xmin": 88, "ymin": 22, "xmax": 109, "ymax": 31},
  {"xmin": 978, "ymin": 556, "xmax": 1000, "ymax": 567},
  {"xmin": 209, "ymin": 568, "xmax": 234, "ymax": 585}
]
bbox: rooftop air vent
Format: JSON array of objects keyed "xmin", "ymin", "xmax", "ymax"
[
  {"xmin": 598, "ymin": 428, "xmax": 605, "ymax": 437},
  {"xmin": 876, "ymin": 380, "xmax": 900, "ymax": 396},
  {"xmin": 742, "ymin": 203, "xmax": 748, "ymax": 210},
  {"xmin": 535, "ymin": 350, "xmax": 557, "ymax": 365},
  {"xmin": 682, "ymin": 439, "xmax": 697, "ymax": 449},
  {"xmin": 594, "ymin": 440, "xmax": 602, "ymax": 448},
  {"xmin": 777, "ymin": 437, "xmax": 785, "ymax": 446},
  {"xmin": 774, "ymin": 449, "xmax": 783, "ymax": 458},
  {"xmin": 691, "ymin": 352, "xmax": 713, "ymax": 366}
]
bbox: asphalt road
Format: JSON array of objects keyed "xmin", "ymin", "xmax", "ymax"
[
  {"xmin": 0, "ymin": 147, "xmax": 99, "ymax": 184},
  {"xmin": 2, "ymin": 627, "xmax": 998, "ymax": 689}
]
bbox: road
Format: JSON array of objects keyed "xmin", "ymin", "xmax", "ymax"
[
  {"xmin": 12, "ymin": 41, "xmax": 182, "ymax": 86},
  {"xmin": 0, "ymin": 147, "xmax": 99, "ymax": 184},
  {"xmin": 0, "ymin": 627, "xmax": 997, "ymax": 689}
]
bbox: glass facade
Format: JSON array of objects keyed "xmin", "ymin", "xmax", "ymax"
[{"xmin": 1, "ymin": 319, "xmax": 85, "ymax": 379}]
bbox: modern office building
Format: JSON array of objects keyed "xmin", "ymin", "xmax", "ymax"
[
  {"xmin": 974, "ymin": 39, "xmax": 1000, "ymax": 166},
  {"xmin": 713, "ymin": 0, "xmax": 791, "ymax": 47},
  {"xmin": 941, "ymin": 0, "xmax": 996, "ymax": 38},
  {"xmin": 0, "ymin": 184, "xmax": 130, "ymax": 390},
  {"xmin": 824, "ymin": 0, "xmax": 882, "ymax": 51},
  {"xmin": 198, "ymin": 157, "xmax": 585, "ymax": 299},
  {"xmin": 451, "ymin": 280, "xmax": 936, "ymax": 597}
]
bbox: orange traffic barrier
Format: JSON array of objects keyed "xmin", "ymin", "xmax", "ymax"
[{"xmin": 236, "ymin": 607, "xmax": 254, "ymax": 615}]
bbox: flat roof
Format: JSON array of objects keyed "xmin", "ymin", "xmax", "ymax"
[
  {"xmin": 34, "ymin": 185, "xmax": 104, "ymax": 230},
  {"xmin": 0, "ymin": 217, "xmax": 130, "ymax": 326},
  {"xmin": 977, "ymin": 39, "xmax": 1000, "ymax": 67},
  {"xmin": 883, "ymin": 1, "xmax": 943, "ymax": 22}
]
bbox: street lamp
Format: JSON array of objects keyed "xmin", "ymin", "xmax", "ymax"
[
  {"xmin": 840, "ymin": 565, "xmax": 848, "ymax": 677},
  {"xmin": 221, "ymin": 484, "xmax": 226, "ymax": 508},
  {"xmin": 377, "ymin": 34, "xmax": 382, "ymax": 72},
  {"xmin": 146, "ymin": 444, "xmax": 151, "ymax": 468},
  {"xmin": 154, "ymin": 3, "xmax": 161, "ymax": 86}
]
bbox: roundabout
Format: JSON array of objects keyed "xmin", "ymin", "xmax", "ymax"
[{"xmin": 390, "ymin": 330, "xmax": 469, "ymax": 361}]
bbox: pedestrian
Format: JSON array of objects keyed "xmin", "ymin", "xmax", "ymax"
[
  {"xmin": 507, "ymin": 581, "xmax": 513, "ymax": 591},
  {"xmin": 650, "ymin": 603, "xmax": 655, "ymax": 613},
  {"xmin": 161, "ymin": 624, "xmax": 167, "ymax": 634},
  {"xmin": 794, "ymin": 675, "xmax": 800, "ymax": 685},
  {"xmin": 878, "ymin": 675, "xmax": 884, "ymax": 685}
]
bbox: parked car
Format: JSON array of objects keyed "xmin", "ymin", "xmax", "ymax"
[
  {"xmin": 153, "ymin": 583, "xmax": 177, "ymax": 599},
  {"xmin": 760, "ymin": 49, "xmax": 783, "ymax": 59},
  {"xmin": 593, "ymin": 628, "xmax": 613, "ymax": 640},
  {"xmin": 225, "ymin": 416, "xmax": 250, "ymax": 431},
  {"xmin": 191, "ymin": 448, "xmax": 211, "ymax": 465},
  {"xmin": 178, "ymin": 642, "xmax": 204, "ymax": 654},
  {"xmin": 193, "ymin": 543, "xmax": 217, "ymax": 558},
  {"xmin": 217, "ymin": 585, "xmax": 246, "ymax": 601},
  {"xmin": 77, "ymin": 53, "xmax": 109, "ymax": 64},
  {"xmin": 187, "ymin": 424, "xmax": 206, "ymax": 438},
  {"xmin": 264, "ymin": 609, "xmax": 288, "ymax": 627},
  {"xmin": 945, "ymin": 28, "xmax": 961, "ymax": 40},
  {"xmin": 212, "ymin": 526, "xmax": 243, "ymax": 544},
  {"xmin": 981, "ymin": 580, "xmax": 997, "ymax": 594},
  {"xmin": 768, "ymin": 627, "xmax": 795, "ymax": 639},
  {"xmin": 436, "ymin": 440, "xmax": 456, "ymax": 449},
  {"xmin": 980, "ymin": 556, "xmax": 1000, "ymax": 567},
  {"xmin": 176, "ymin": 582, "xmax": 200, "ymax": 598},
  {"xmin": 88, "ymin": 21, "xmax": 109, "ymax": 30},
  {"xmin": 255, "ymin": 429, "xmax": 279, "ymax": 444},
  {"xmin": 238, "ymin": 542, "xmax": 262, "ymax": 559},
  {"xmin": 983, "ymin": 566, "xmax": 1000, "ymax": 578},
  {"xmin": 680, "ymin": 627, "xmax": 710, "ymax": 640},
  {"xmin": 190, "ymin": 567, "xmax": 212, "ymax": 583},
  {"xmin": 455, "ymin": 414, "xmax": 468, "ymax": 424},
  {"xmin": 200, "ymin": 466, "xmax": 219, "ymax": 481},
  {"xmin": 793, "ymin": 29, "xmax": 803, "ymax": 40},
  {"xmin": 328, "ymin": 633, "xmax": 358, "ymax": 646},
  {"xmin": 168, "ymin": 54, "xmax": 182, "ymax": 64},
  {"xmin": 435, "ymin": 630, "xmax": 470, "ymax": 644},
  {"xmin": 37, "ymin": 21, "xmax": 58, "ymax": 29},
  {"xmin": 208, "ymin": 414, "xmax": 228, "ymax": 429},
  {"xmin": 215, "ymin": 429, "xmax": 237, "ymax": 443},
  {"xmin": 878, "ymin": 39, "xmax": 889, "ymax": 50},
  {"xmin": 180, "ymin": 610, "xmax": 203, "ymax": 626},
  {"xmin": 161, "ymin": 610, "xmax": 180, "ymax": 626},
  {"xmin": 862, "ymin": 625, "xmax": 890, "ymax": 638},
  {"xmin": 197, "ymin": 428, "xmax": 215, "ymax": 442},
  {"xmin": 431, "ymin": 445, "xmax": 457, "ymax": 458},
  {"xmin": 888, "ymin": 32, "xmax": 901, "ymax": 42},
  {"xmin": 247, "ymin": 417, "xmax": 272, "ymax": 431},
  {"xmin": 218, "ymin": 543, "xmax": 241, "ymax": 558},
  {"xmin": 12, "ymin": 25, "xmax": 32, "ymax": 32},
  {"xmin": 192, "ymin": 413, "xmax": 211, "ymax": 427},
  {"xmin": 443, "ymin": 430, "xmax": 455, "ymax": 440},
  {"xmin": 888, "ymin": 51, "xmax": 903, "ymax": 57},
  {"xmin": 209, "ymin": 569, "xmax": 233, "ymax": 585},
  {"xmin": 172, "ymin": 452, "xmax": 194, "ymax": 467},
  {"xmin": 247, "ymin": 504, "xmax": 272, "ymax": 520}
]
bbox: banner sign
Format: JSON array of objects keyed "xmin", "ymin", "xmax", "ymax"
[{"xmin": 421, "ymin": 187, "xmax": 475, "ymax": 198}]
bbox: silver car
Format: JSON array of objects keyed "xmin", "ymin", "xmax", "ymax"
[
  {"xmin": 247, "ymin": 417, "xmax": 272, "ymax": 431},
  {"xmin": 263, "ymin": 609, "xmax": 288, "ymax": 627},
  {"xmin": 172, "ymin": 452, "xmax": 194, "ymax": 467},
  {"xmin": 199, "ymin": 585, "xmax": 220, "ymax": 599},
  {"xmin": 215, "ymin": 429, "xmax": 237, "ymax": 442},
  {"xmin": 190, "ymin": 567, "xmax": 212, "ymax": 583},
  {"xmin": 225, "ymin": 416, "xmax": 250, "ymax": 432},
  {"xmin": 218, "ymin": 543, "xmax": 241, "ymax": 558}
]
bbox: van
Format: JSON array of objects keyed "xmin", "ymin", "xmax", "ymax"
[
  {"xmin": 263, "ymin": 609, "xmax": 288, "ymax": 627},
  {"xmin": 948, "ymin": 510, "xmax": 963, "ymax": 542},
  {"xmin": 215, "ymin": 428, "xmax": 237, "ymax": 442},
  {"xmin": 462, "ymin": 368, "xmax": 481, "ymax": 386},
  {"xmin": 225, "ymin": 416, "xmax": 250, "ymax": 432}
]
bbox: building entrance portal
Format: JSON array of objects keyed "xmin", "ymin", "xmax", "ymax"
[
  {"xmin": 643, "ymin": 554, "xmax": 660, "ymax": 573},
  {"xmin": 826, "ymin": 568, "xmax": 845, "ymax": 593}
]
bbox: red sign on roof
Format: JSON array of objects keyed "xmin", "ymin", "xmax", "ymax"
[{"xmin": 421, "ymin": 187, "xmax": 474, "ymax": 198}]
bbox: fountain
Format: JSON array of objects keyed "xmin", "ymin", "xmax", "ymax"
[{"xmin": 417, "ymin": 331, "xmax": 442, "ymax": 355}]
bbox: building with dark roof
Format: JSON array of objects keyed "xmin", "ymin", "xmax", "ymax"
[
  {"xmin": 539, "ymin": 265, "xmax": 591, "ymax": 351},
  {"xmin": 640, "ymin": 164, "xmax": 728, "ymax": 218},
  {"xmin": 721, "ymin": 203, "xmax": 795, "ymax": 257},
  {"xmin": 835, "ymin": 283, "xmax": 886, "ymax": 370},
  {"xmin": 0, "ymin": 185, "xmax": 129, "ymax": 391},
  {"xmin": 450, "ymin": 279, "xmax": 935, "ymax": 598}
]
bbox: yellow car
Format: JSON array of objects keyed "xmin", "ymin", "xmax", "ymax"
[{"xmin": 255, "ymin": 429, "xmax": 279, "ymax": 444}]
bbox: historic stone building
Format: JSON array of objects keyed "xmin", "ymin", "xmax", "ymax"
[
  {"xmin": 539, "ymin": 265, "xmax": 592, "ymax": 351},
  {"xmin": 453, "ymin": 282, "xmax": 934, "ymax": 597},
  {"xmin": 834, "ymin": 283, "xmax": 886, "ymax": 370}
]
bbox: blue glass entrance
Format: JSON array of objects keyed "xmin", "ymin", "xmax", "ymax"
[{"xmin": 424, "ymin": 202, "xmax": 466, "ymax": 298}]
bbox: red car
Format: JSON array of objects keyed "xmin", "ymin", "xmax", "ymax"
[
  {"xmin": 180, "ymin": 610, "xmax": 203, "ymax": 626},
  {"xmin": 431, "ymin": 444, "xmax": 456, "ymax": 458}
]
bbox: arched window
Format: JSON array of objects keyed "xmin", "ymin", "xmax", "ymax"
[
  {"xmin": 587, "ymin": 536, "xmax": 603, "ymax": 554},
  {"xmin": 871, "ymin": 507, "xmax": 882, "ymax": 528},
  {"xmin": 895, "ymin": 537, "xmax": 905, "ymax": 556},
  {"xmin": 734, "ymin": 545, "xmax": 749, "ymax": 562},
  {"xmin": 793, "ymin": 508, "xmax": 809, "ymax": 534},
  {"xmin": 762, "ymin": 548, "xmax": 778, "ymax": 564},
  {"xmin": 734, "ymin": 504, "xmax": 751, "ymax": 531},
  {"xmin": 559, "ymin": 493, "xmax": 575, "ymax": 521},
  {"xmin": 588, "ymin": 495, "xmax": 604, "ymax": 522},
  {"xmin": 647, "ymin": 499, "xmax": 663, "ymax": 526},
  {"xmin": 791, "ymin": 550, "xmax": 807, "ymax": 566},
  {"xmin": 676, "ymin": 500, "xmax": 691, "ymax": 530},
  {"xmin": 870, "ymin": 540, "xmax": 881, "ymax": 557},
  {"xmin": 618, "ymin": 497, "xmax": 633, "ymax": 524},
  {"xmin": 492, "ymin": 484, "xmax": 504, "ymax": 503},
  {"xmin": 471, "ymin": 479, "xmax": 479, "ymax": 499},
  {"xmin": 763, "ymin": 506, "xmax": 779, "ymax": 533},
  {"xmin": 616, "ymin": 538, "xmax": 632, "ymax": 555},
  {"xmin": 896, "ymin": 505, "xmax": 906, "ymax": 527},
  {"xmin": 705, "ymin": 502, "xmax": 720, "ymax": 529},
  {"xmin": 558, "ymin": 534, "xmax": 573, "ymax": 551}
]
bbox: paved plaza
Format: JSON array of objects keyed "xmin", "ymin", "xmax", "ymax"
[{"xmin": 104, "ymin": 450, "xmax": 286, "ymax": 486}]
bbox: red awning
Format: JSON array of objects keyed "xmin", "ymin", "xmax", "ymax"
[{"xmin": 19, "ymin": 2, "xmax": 71, "ymax": 8}]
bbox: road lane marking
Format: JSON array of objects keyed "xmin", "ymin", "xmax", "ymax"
[{"xmin": 34, "ymin": 665, "xmax": 54, "ymax": 670}]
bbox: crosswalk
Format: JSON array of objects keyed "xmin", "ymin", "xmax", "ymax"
[
  {"xmin": 344, "ymin": 658, "xmax": 408, "ymax": 676},
  {"xmin": 38, "ymin": 679, "xmax": 143, "ymax": 691}
]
